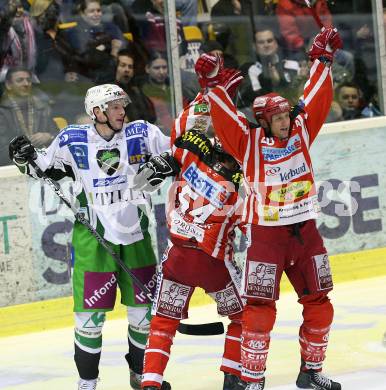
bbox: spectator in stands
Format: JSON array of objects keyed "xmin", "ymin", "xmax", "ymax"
[
  {"xmin": 333, "ymin": 81, "xmax": 381, "ymax": 121},
  {"xmin": 114, "ymin": 49, "xmax": 156, "ymax": 123},
  {"xmin": 133, "ymin": 0, "xmax": 187, "ymax": 55},
  {"xmin": 0, "ymin": 0, "xmax": 36, "ymax": 81},
  {"xmin": 64, "ymin": 0, "xmax": 125, "ymax": 83},
  {"xmin": 131, "ymin": 0, "xmax": 197, "ymax": 26},
  {"xmin": 32, "ymin": 0, "xmax": 76, "ymax": 85},
  {"xmin": 276, "ymin": 0, "xmax": 332, "ymax": 59},
  {"xmin": 238, "ymin": 25, "xmax": 301, "ymax": 111},
  {"xmin": 140, "ymin": 51, "xmax": 173, "ymax": 135},
  {"xmin": 0, "ymin": 66, "xmax": 56, "ymax": 166}
]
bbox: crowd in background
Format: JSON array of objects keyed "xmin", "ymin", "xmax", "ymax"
[{"xmin": 0, "ymin": 0, "xmax": 384, "ymax": 166}]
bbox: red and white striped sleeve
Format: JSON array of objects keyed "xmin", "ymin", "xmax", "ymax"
[
  {"xmin": 301, "ymin": 59, "xmax": 333, "ymax": 145},
  {"xmin": 207, "ymin": 86, "xmax": 250, "ymax": 163}
]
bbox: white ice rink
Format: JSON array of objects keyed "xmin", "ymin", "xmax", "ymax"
[{"xmin": 1, "ymin": 276, "xmax": 386, "ymax": 389}]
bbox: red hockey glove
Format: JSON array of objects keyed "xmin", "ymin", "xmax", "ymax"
[
  {"xmin": 308, "ymin": 27, "xmax": 343, "ymax": 62},
  {"xmin": 195, "ymin": 53, "xmax": 224, "ymax": 89},
  {"xmin": 220, "ymin": 68, "xmax": 244, "ymax": 98}
]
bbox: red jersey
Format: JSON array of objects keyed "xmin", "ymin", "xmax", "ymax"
[
  {"xmin": 167, "ymin": 98, "xmax": 244, "ymax": 261},
  {"xmin": 207, "ymin": 59, "xmax": 333, "ymax": 226}
]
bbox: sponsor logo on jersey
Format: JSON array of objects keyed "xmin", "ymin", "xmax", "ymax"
[
  {"xmin": 59, "ymin": 129, "xmax": 88, "ymax": 147},
  {"xmin": 194, "ymin": 103, "xmax": 209, "ymax": 114},
  {"xmin": 263, "ymin": 205, "xmax": 279, "ymax": 221},
  {"xmin": 180, "ymin": 130, "xmax": 211, "ymax": 155},
  {"xmin": 183, "ymin": 162, "xmax": 230, "ymax": 208},
  {"xmin": 96, "ymin": 148, "xmax": 120, "ymax": 175},
  {"xmin": 262, "ymin": 134, "xmax": 301, "ymax": 161},
  {"xmin": 125, "ymin": 122, "xmax": 148, "ymax": 138},
  {"xmin": 268, "ymin": 180, "xmax": 312, "ymax": 203},
  {"xmin": 93, "ymin": 188, "xmax": 144, "ymax": 206},
  {"xmin": 69, "ymin": 144, "xmax": 89, "ymax": 169},
  {"xmin": 264, "ymin": 152, "xmax": 309, "ymax": 185},
  {"xmin": 93, "ymin": 175, "xmax": 127, "ymax": 187},
  {"xmin": 126, "ymin": 137, "xmax": 148, "ymax": 165}
]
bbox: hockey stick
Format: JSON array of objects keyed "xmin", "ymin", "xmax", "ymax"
[
  {"xmin": 303, "ymin": 0, "xmax": 324, "ymax": 29},
  {"xmin": 28, "ymin": 159, "xmax": 224, "ymax": 336}
]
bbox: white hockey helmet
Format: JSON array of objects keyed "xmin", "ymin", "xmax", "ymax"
[{"xmin": 84, "ymin": 84, "xmax": 130, "ymax": 120}]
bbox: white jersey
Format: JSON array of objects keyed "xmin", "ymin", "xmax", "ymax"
[{"xmin": 32, "ymin": 120, "xmax": 170, "ymax": 245}]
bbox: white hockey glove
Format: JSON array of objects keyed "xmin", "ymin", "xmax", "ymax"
[{"xmin": 132, "ymin": 152, "xmax": 180, "ymax": 192}]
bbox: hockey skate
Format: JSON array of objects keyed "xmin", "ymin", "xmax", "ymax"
[
  {"xmin": 223, "ymin": 373, "xmax": 245, "ymax": 390},
  {"xmin": 129, "ymin": 369, "xmax": 142, "ymax": 389},
  {"xmin": 237, "ymin": 378, "xmax": 265, "ymax": 390},
  {"xmin": 143, "ymin": 381, "xmax": 171, "ymax": 390},
  {"xmin": 296, "ymin": 370, "xmax": 341, "ymax": 390},
  {"xmin": 77, "ymin": 378, "xmax": 98, "ymax": 390}
]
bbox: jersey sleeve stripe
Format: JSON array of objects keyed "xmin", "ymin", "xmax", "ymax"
[{"xmin": 303, "ymin": 60, "xmax": 331, "ymax": 107}]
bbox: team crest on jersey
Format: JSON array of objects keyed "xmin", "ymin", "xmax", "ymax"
[{"xmin": 96, "ymin": 148, "xmax": 120, "ymax": 175}]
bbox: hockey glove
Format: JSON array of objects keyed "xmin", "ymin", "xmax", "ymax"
[
  {"xmin": 308, "ymin": 27, "xmax": 343, "ymax": 63},
  {"xmin": 195, "ymin": 53, "xmax": 224, "ymax": 89},
  {"xmin": 9, "ymin": 135, "xmax": 37, "ymax": 166},
  {"xmin": 220, "ymin": 68, "xmax": 244, "ymax": 98},
  {"xmin": 132, "ymin": 152, "xmax": 180, "ymax": 192}
]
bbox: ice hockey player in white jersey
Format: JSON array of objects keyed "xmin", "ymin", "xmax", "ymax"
[{"xmin": 9, "ymin": 84, "xmax": 171, "ymax": 390}]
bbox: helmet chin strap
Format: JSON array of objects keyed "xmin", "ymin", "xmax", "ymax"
[{"xmin": 95, "ymin": 111, "xmax": 122, "ymax": 133}]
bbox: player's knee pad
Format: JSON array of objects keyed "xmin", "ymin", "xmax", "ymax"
[
  {"xmin": 300, "ymin": 292, "xmax": 334, "ymax": 330},
  {"xmin": 242, "ymin": 301, "xmax": 277, "ymax": 333},
  {"xmin": 74, "ymin": 311, "xmax": 106, "ymax": 353},
  {"xmin": 127, "ymin": 305, "xmax": 151, "ymax": 349}
]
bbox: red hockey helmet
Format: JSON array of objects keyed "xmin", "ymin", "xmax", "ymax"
[{"xmin": 252, "ymin": 93, "xmax": 290, "ymax": 124}]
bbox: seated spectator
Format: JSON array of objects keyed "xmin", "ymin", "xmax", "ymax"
[
  {"xmin": 113, "ymin": 49, "xmax": 156, "ymax": 123},
  {"xmin": 329, "ymin": 81, "xmax": 381, "ymax": 122},
  {"xmin": 139, "ymin": 51, "xmax": 173, "ymax": 135},
  {"xmin": 0, "ymin": 66, "xmax": 57, "ymax": 166},
  {"xmin": 238, "ymin": 25, "xmax": 301, "ymax": 110},
  {"xmin": 133, "ymin": 0, "xmax": 187, "ymax": 55},
  {"xmin": 0, "ymin": 0, "xmax": 36, "ymax": 81},
  {"xmin": 276, "ymin": 0, "xmax": 333, "ymax": 59},
  {"xmin": 64, "ymin": 0, "xmax": 125, "ymax": 83}
]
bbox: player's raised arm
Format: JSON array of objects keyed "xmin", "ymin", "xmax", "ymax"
[{"xmin": 301, "ymin": 27, "xmax": 343, "ymax": 144}]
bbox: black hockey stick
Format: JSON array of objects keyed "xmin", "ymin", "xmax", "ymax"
[{"xmin": 28, "ymin": 159, "xmax": 224, "ymax": 336}]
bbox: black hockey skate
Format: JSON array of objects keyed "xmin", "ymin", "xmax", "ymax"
[
  {"xmin": 296, "ymin": 370, "xmax": 341, "ymax": 390},
  {"xmin": 143, "ymin": 381, "xmax": 171, "ymax": 390},
  {"xmin": 223, "ymin": 373, "xmax": 246, "ymax": 390},
  {"xmin": 237, "ymin": 378, "xmax": 265, "ymax": 390}
]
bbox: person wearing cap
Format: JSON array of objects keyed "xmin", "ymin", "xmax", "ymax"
[
  {"xmin": 8, "ymin": 84, "xmax": 171, "ymax": 390},
  {"xmin": 195, "ymin": 27, "xmax": 343, "ymax": 390}
]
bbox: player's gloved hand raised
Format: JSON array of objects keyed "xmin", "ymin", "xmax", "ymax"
[
  {"xmin": 9, "ymin": 135, "xmax": 37, "ymax": 166},
  {"xmin": 195, "ymin": 53, "xmax": 224, "ymax": 89},
  {"xmin": 308, "ymin": 27, "xmax": 343, "ymax": 63},
  {"xmin": 221, "ymin": 68, "xmax": 244, "ymax": 98},
  {"xmin": 132, "ymin": 152, "xmax": 180, "ymax": 193}
]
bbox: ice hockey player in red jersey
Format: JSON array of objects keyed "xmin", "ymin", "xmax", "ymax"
[
  {"xmin": 133, "ymin": 77, "xmax": 247, "ymax": 389},
  {"xmin": 194, "ymin": 27, "xmax": 343, "ymax": 390}
]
